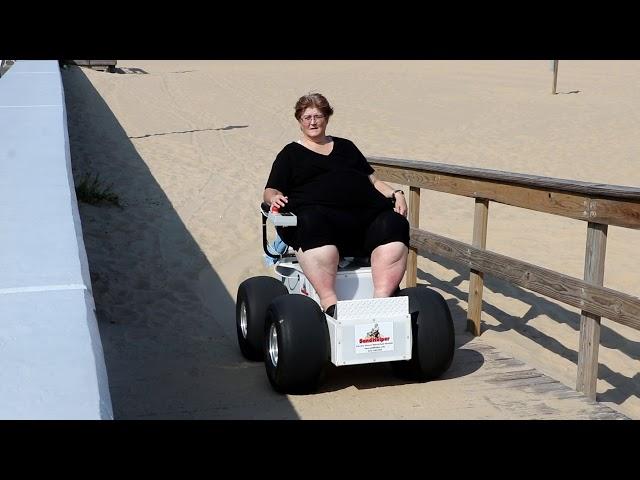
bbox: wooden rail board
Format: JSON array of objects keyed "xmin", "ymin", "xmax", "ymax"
[{"xmin": 410, "ymin": 228, "xmax": 640, "ymax": 331}]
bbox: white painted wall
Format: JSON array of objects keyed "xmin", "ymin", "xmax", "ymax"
[{"xmin": 0, "ymin": 60, "xmax": 113, "ymax": 419}]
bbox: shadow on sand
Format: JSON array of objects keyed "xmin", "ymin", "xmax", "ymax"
[{"xmin": 63, "ymin": 66, "xmax": 299, "ymax": 419}]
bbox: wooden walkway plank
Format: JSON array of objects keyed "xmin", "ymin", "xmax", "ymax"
[{"xmin": 450, "ymin": 337, "xmax": 628, "ymax": 420}]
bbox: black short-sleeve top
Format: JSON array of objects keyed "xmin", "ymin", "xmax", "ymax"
[{"xmin": 265, "ymin": 136, "xmax": 389, "ymax": 211}]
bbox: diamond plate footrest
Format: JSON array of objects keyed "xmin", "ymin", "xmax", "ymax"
[{"xmin": 336, "ymin": 296, "xmax": 408, "ymax": 320}]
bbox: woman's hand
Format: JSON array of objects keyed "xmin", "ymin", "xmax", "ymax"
[
  {"xmin": 369, "ymin": 175, "xmax": 408, "ymax": 217},
  {"xmin": 264, "ymin": 188, "xmax": 288, "ymax": 209},
  {"xmin": 270, "ymin": 193, "xmax": 288, "ymax": 209},
  {"xmin": 394, "ymin": 192, "xmax": 408, "ymax": 217}
]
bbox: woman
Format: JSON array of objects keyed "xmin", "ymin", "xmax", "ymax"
[{"xmin": 264, "ymin": 93, "xmax": 410, "ymax": 317}]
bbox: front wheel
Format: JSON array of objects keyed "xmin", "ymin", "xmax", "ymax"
[
  {"xmin": 264, "ymin": 294, "xmax": 330, "ymax": 394},
  {"xmin": 391, "ymin": 287, "xmax": 455, "ymax": 381}
]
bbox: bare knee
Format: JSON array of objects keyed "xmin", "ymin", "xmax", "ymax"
[
  {"xmin": 297, "ymin": 245, "xmax": 339, "ymax": 271},
  {"xmin": 371, "ymin": 241, "xmax": 408, "ymax": 265}
]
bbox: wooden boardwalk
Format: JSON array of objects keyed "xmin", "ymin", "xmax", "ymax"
[{"xmin": 425, "ymin": 335, "xmax": 629, "ymax": 420}]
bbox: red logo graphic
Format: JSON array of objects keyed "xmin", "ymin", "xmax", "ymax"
[{"xmin": 358, "ymin": 323, "xmax": 390, "ymax": 343}]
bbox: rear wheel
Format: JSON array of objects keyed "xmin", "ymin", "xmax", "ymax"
[
  {"xmin": 391, "ymin": 287, "xmax": 455, "ymax": 380},
  {"xmin": 236, "ymin": 276, "xmax": 287, "ymax": 361},
  {"xmin": 264, "ymin": 294, "xmax": 330, "ymax": 394}
]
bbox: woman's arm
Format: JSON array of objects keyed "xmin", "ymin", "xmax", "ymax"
[
  {"xmin": 264, "ymin": 187, "xmax": 288, "ymax": 208},
  {"xmin": 369, "ymin": 174, "xmax": 408, "ymax": 216}
]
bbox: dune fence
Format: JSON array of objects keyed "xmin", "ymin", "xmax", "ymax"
[{"xmin": 369, "ymin": 156, "xmax": 640, "ymax": 400}]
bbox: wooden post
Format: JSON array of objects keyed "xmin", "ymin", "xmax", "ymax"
[
  {"xmin": 576, "ymin": 222, "xmax": 608, "ymax": 400},
  {"xmin": 467, "ymin": 198, "xmax": 489, "ymax": 335},
  {"xmin": 552, "ymin": 60, "xmax": 559, "ymax": 95},
  {"xmin": 405, "ymin": 186, "xmax": 420, "ymax": 288}
]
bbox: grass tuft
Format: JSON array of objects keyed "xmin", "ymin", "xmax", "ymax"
[{"xmin": 75, "ymin": 173, "xmax": 121, "ymax": 207}]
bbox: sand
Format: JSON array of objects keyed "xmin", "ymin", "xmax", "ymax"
[{"xmin": 62, "ymin": 60, "xmax": 640, "ymax": 419}]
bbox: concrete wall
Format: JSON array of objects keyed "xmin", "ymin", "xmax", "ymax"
[{"xmin": 0, "ymin": 60, "xmax": 113, "ymax": 419}]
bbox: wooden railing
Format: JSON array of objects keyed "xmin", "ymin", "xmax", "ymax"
[{"xmin": 368, "ymin": 156, "xmax": 640, "ymax": 400}]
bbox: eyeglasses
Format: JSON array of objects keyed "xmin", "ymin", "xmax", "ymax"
[{"xmin": 300, "ymin": 114, "xmax": 326, "ymax": 124}]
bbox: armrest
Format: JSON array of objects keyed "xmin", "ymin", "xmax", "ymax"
[{"xmin": 260, "ymin": 202, "xmax": 297, "ymax": 226}]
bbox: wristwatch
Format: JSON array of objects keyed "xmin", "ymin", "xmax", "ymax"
[{"xmin": 391, "ymin": 189, "xmax": 404, "ymax": 199}]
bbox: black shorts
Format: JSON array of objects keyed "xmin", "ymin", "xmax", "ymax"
[{"xmin": 277, "ymin": 205, "xmax": 410, "ymax": 256}]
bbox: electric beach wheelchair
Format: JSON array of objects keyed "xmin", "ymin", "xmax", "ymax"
[{"xmin": 236, "ymin": 202, "xmax": 455, "ymax": 394}]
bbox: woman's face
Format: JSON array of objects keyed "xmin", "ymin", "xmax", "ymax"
[{"xmin": 299, "ymin": 107, "xmax": 328, "ymax": 139}]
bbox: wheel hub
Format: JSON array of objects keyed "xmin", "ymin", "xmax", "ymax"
[
  {"xmin": 240, "ymin": 302, "xmax": 248, "ymax": 338},
  {"xmin": 268, "ymin": 323, "xmax": 278, "ymax": 366}
]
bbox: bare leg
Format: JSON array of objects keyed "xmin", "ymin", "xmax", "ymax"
[
  {"xmin": 296, "ymin": 245, "xmax": 339, "ymax": 311},
  {"xmin": 371, "ymin": 241, "xmax": 408, "ymax": 298}
]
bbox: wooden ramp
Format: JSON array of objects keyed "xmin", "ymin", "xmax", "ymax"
[
  {"xmin": 425, "ymin": 336, "xmax": 629, "ymax": 420},
  {"xmin": 271, "ymin": 333, "xmax": 629, "ymax": 420}
]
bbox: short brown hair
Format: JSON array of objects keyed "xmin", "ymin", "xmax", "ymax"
[{"xmin": 294, "ymin": 93, "xmax": 334, "ymax": 121}]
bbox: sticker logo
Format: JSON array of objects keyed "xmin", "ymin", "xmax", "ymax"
[{"xmin": 355, "ymin": 322, "xmax": 394, "ymax": 354}]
